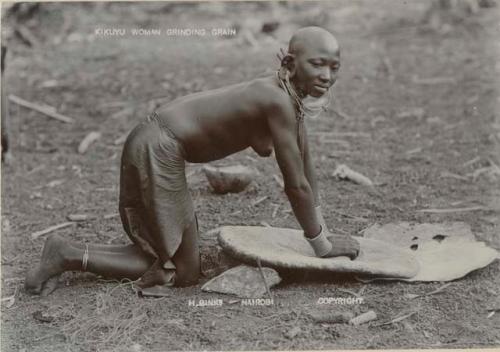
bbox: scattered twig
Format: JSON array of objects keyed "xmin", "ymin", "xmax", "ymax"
[
  {"xmin": 3, "ymin": 277, "xmax": 23, "ymax": 283},
  {"xmin": 439, "ymin": 171, "xmax": 468, "ymax": 181},
  {"xmin": 426, "ymin": 282, "xmax": 453, "ymax": 295},
  {"xmin": 139, "ymin": 283, "xmax": 174, "ymax": 298},
  {"xmin": 98, "ymin": 101, "xmax": 129, "ymax": 109},
  {"xmin": 374, "ymin": 311, "xmax": 418, "ymax": 327},
  {"xmin": 256, "ymin": 258, "xmax": 273, "ymax": 303},
  {"xmin": 31, "ymin": 222, "xmax": 75, "ymax": 240},
  {"xmin": 349, "ymin": 310, "xmax": 377, "ymax": 326},
  {"xmin": 103, "ymin": 213, "xmax": 120, "ymax": 220},
  {"xmin": 114, "ymin": 132, "xmax": 128, "ymax": 146},
  {"xmin": 67, "ymin": 214, "xmax": 91, "ymax": 222},
  {"xmin": 78, "ymin": 131, "xmax": 101, "ymax": 154},
  {"xmin": 261, "ymin": 324, "xmax": 278, "ymax": 334},
  {"xmin": 204, "ymin": 227, "xmax": 221, "ymax": 238},
  {"xmin": 331, "ymin": 209, "xmax": 369, "ymax": 222},
  {"xmin": 251, "ymin": 196, "xmax": 268, "ymax": 207},
  {"xmin": 333, "ymin": 131, "xmax": 371, "ymax": 137},
  {"xmin": 331, "ymin": 227, "xmax": 350, "ymax": 235},
  {"xmin": 381, "ymin": 56, "xmax": 394, "ymax": 79},
  {"xmin": 418, "ymin": 340, "xmax": 500, "ymax": 347},
  {"xmin": 331, "ymin": 108, "xmax": 352, "ymax": 120},
  {"xmin": 444, "ymin": 121, "xmax": 465, "ymax": 131},
  {"xmin": 111, "ymin": 107, "xmax": 133, "ymax": 119},
  {"xmin": 46, "ymin": 179, "xmax": 65, "ymax": 188},
  {"xmin": 26, "ymin": 164, "xmax": 46, "ymax": 175},
  {"xmin": 1, "ymin": 287, "xmax": 18, "ymax": 308},
  {"xmin": 39, "ymin": 79, "xmax": 62, "ymax": 89},
  {"xmin": 8, "ymin": 94, "xmax": 74, "ymax": 123},
  {"xmin": 488, "ymin": 159, "xmax": 500, "ymax": 174},
  {"xmin": 412, "ymin": 76, "xmax": 456, "ymax": 85},
  {"xmin": 466, "ymin": 160, "xmax": 500, "ymax": 181},
  {"xmin": 337, "ymin": 288, "xmax": 362, "ymax": 298},
  {"xmin": 357, "ymin": 223, "xmax": 375, "ymax": 235},
  {"xmin": 468, "ymin": 166, "xmax": 493, "ymax": 181},
  {"xmin": 15, "ymin": 24, "xmax": 41, "ymax": 47},
  {"xmin": 310, "ymin": 131, "xmax": 370, "ymax": 138},
  {"xmin": 407, "ymin": 283, "xmax": 453, "ymax": 299},
  {"xmin": 1, "ymin": 255, "xmax": 22, "ymax": 266},
  {"xmin": 396, "ymin": 107, "xmax": 425, "ymax": 120},
  {"xmin": 328, "ymin": 151, "xmax": 353, "ymax": 157},
  {"xmin": 54, "ymin": 11, "xmax": 73, "ymax": 44},
  {"xmin": 417, "ymin": 206, "xmax": 486, "ymax": 213},
  {"xmin": 332, "ymin": 164, "xmax": 374, "ymax": 187},
  {"xmin": 405, "ymin": 147, "xmax": 422, "ymax": 155},
  {"xmin": 463, "ymin": 156, "xmax": 481, "ymax": 167},
  {"xmin": 311, "ymin": 311, "xmax": 354, "ymax": 324},
  {"xmin": 83, "ymin": 53, "xmax": 119, "ymax": 61},
  {"xmin": 30, "ymin": 179, "xmax": 65, "ymax": 191},
  {"xmin": 95, "ymin": 187, "xmax": 116, "ymax": 192},
  {"xmin": 240, "ymin": 29, "xmax": 259, "ymax": 48},
  {"xmin": 273, "ymin": 174, "xmax": 284, "ymax": 188},
  {"xmin": 271, "ymin": 204, "xmax": 280, "ymax": 218},
  {"xmin": 319, "ymin": 138, "xmax": 350, "ymax": 148}
]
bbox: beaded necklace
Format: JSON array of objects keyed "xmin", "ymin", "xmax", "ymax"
[
  {"xmin": 275, "ymin": 71, "xmax": 331, "ymax": 120},
  {"xmin": 276, "ymin": 70, "xmax": 331, "ymax": 159}
]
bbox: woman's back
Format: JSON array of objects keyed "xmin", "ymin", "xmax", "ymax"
[{"xmin": 156, "ymin": 76, "xmax": 284, "ymax": 163}]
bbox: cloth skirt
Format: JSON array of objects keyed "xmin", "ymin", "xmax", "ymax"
[{"xmin": 118, "ymin": 112, "xmax": 195, "ymax": 284}]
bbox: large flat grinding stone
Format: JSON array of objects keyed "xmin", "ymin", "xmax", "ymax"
[
  {"xmin": 363, "ymin": 222, "xmax": 499, "ymax": 282},
  {"xmin": 218, "ymin": 226, "xmax": 420, "ymax": 279}
]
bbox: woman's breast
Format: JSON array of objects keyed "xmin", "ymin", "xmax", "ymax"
[{"xmin": 251, "ymin": 135, "xmax": 274, "ymax": 157}]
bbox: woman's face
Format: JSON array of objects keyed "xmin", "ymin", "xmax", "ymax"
[{"xmin": 290, "ymin": 41, "xmax": 340, "ymax": 98}]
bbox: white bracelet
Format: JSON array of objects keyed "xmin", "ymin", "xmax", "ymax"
[{"xmin": 305, "ymin": 226, "xmax": 333, "ymax": 257}]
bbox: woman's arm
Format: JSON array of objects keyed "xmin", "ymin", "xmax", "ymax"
[
  {"xmin": 301, "ymin": 123, "xmax": 329, "ymax": 229},
  {"xmin": 301, "ymin": 123, "xmax": 319, "ymax": 205},
  {"xmin": 266, "ymin": 97, "xmax": 321, "ymax": 238}
]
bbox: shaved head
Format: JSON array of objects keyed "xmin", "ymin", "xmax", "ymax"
[
  {"xmin": 282, "ymin": 27, "xmax": 341, "ymax": 98},
  {"xmin": 288, "ymin": 26, "xmax": 339, "ymax": 57}
]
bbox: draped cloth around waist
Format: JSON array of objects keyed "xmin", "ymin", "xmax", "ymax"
[{"xmin": 119, "ymin": 112, "xmax": 195, "ymax": 282}]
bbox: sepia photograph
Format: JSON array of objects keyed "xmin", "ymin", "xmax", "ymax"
[{"xmin": 1, "ymin": 1, "xmax": 499, "ymax": 351}]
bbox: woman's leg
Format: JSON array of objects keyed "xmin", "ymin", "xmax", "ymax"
[
  {"xmin": 25, "ymin": 235, "xmax": 154, "ymax": 294},
  {"xmin": 172, "ymin": 216, "xmax": 201, "ymax": 287}
]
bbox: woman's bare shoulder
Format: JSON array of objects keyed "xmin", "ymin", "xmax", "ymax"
[{"xmin": 247, "ymin": 76, "xmax": 294, "ymax": 112}]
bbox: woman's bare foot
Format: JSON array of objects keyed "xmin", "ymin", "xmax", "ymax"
[
  {"xmin": 25, "ymin": 235, "xmax": 68, "ymax": 295},
  {"xmin": 136, "ymin": 260, "xmax": 175, "ymax": 288},
  {"xmin": 39, "ymin": 276, "xmax": 60, "ymax": 297}
]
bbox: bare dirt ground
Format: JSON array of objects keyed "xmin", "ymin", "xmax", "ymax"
[{"xmin": 1, "ymin": 1, "xmax": 500, "ymax": 351}]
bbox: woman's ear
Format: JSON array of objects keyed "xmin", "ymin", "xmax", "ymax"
[
  {"xmin": 281, "ymin": 53, "xmax": 295, "ymax": 72},
  {"xmin": 283, "ymin": 53, "xmax": 297, "ymax": 77}
]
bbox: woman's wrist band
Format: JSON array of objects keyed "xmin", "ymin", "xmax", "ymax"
[
  {"xmin": 82, "ymin": 244, "xmax": 89, "ymax": 271},
  {"xmin": 305, "ymin": 225, "xmax": 333, "ymax": 257}
]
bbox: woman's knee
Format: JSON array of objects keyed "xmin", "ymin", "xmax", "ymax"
[
  {"xmin": 175, "ymin": 263, "xmax": 200, "ymax": 287},
  {"xmin": 173, "ymin": 239, "xmax": 200, "ymax": 286},
  {"xmin": 172, "ymin": 216, "xmax": 200, "ymax": 286}
]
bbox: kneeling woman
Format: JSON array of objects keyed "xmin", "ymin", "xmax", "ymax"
[{"xmin": 25, "ymin": 27, "xmax": 359, "ymax": 295}]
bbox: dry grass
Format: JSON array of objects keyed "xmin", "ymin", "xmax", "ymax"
[{"xmin": 46, "ymin": 281, "xmax": 152, "ymax": 351}]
